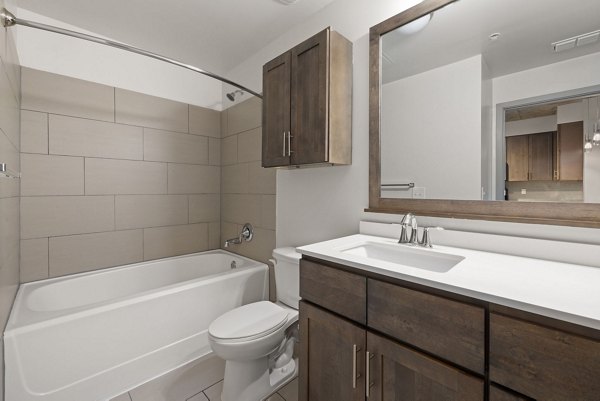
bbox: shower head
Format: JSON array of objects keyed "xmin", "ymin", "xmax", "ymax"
[{"xmin": 227, "ymin": 90, "xmax": 244, "ymax": 101}]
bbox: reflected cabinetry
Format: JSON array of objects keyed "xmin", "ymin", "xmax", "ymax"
[{"xmin": 299, "ymin": 257, "xmax": 600, "ymax": 401}]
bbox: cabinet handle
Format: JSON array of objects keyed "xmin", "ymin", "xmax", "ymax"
[
  {"xmin": 282, "ymin": 131, "xmax": 287, "ymax": 157},
  {"xmin": 366, "ymin": 351, "xmax": 374, "ymax": 397},
  {"xmin": 287, "ymin": 131, "xmax": 293, "ymax": 156},
  {"xmin": 352, "ymin": 344, "xmax": 361, "ymax": 389}
]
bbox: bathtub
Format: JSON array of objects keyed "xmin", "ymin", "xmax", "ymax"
[{"xmin": 4, "ymin": 250, "xmax": 269, "ymax": 401}]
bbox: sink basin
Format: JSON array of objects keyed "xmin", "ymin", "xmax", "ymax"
[{"xmin": 340, "ymin": 242, "xmax": 464, "ymax": 273}]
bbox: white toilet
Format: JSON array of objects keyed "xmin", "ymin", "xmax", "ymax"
[{"xmin": 208, "ymin": 247, "xmax": 301, "ymax": 401}]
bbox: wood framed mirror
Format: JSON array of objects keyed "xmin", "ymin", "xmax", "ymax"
[{"xmin": 368, "ymin": 0, "xmax": 600, "ymax": 228}]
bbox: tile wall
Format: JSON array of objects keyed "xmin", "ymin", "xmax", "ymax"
[
  {"xmin": 19, "ymin": 68, "xmax": 222, "ymax": 281},
  {"xmin": 220, "ymin": 97, "xmax": 276, "ymax": 263},
  {"xmin": 0, "ymin": 3, "xmax": 21, "ymax": 400}
]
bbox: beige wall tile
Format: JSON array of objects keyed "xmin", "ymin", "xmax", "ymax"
[
  {"xmin": 237, "ymin": 128, "xmax": 261, "ymax": 163},
  {"xmin": 144, "ymin": 128, "xmax": 208, "ymax": 164},
  {"xmin": 129, "ymin": 356, "xmax": 224, "ymax": 401},
  {"xmin": 221, "ymin": 164, "xmax": 249, "ymax": 195},
  {"xmin": 20, "ymin": 238, "xmax": 49, "ymax": 282},
  {"xmin": 21, "ymin": 154, "xmax": 84, "ymax": 196},
  {"xmin": 115, "ymin": 195, "xmax": 188, "ymax": 230},
  {"xmin": 226, "ymin": 227, "xmax": 275, "ymax": 264},
  {"xmin": 0, "ymin": 131, "xmax": 19, "ymax": 199},
  {"xmin": 208, "ymin": 221, "xmax": 220, "ymax": 250},
  {"xmin": 168, "ymin": 164, "xmax": 220, "ymax": 194},
  {"xmin": 261, "ymin": 195, "xmax": 276, "ymax": 230},
  {"xmin": 189, "ymin": 105, "xmax": 220, "ymax": 137},
  {"xmin": 116, "ymin": 89, "xmax": 188, "ymax": 133},
  {"xmin": 49, "ymin": 230, "xmax": 143, "ymax": 277},
  {"xmin": 0, "ymin": 60, "xmax": 20, "ymax": 149},
  {"xmin": 209, "ymin": 137, "xmax": 221, "ymax": 166},
  {"xmin": 86, "ymin": 158, "xmax": 167, "ymax": 195},
  {"xmin": 247, "ymin": 161, "xmax": 276, "ymax": 195},
  {"xmin": 221, "ymin": 135, "xmax": 237, "ymax": 165},
  {"xmin": 22, "ymin": 68, "xmax": 114, "ymax": 122},
  {"xmin": 50, "ymin": 115, "xmax": 143, "ymax": 160},
  {"xmin": 227, "ymin": 97, "xmax": 261, "ymax": 136},
  {"xmin": 220, "ymin": 109, "xmax": 228, "ymax": 138},
  {"xmin": 189, "ymin": 194, "xmax": 220, "ymax": 223},
  {"xmin": 21, "ymin": 110, "xmax": 48, "ymax": 154},
  {"xmin": 21, "ymin": 196, "xmax": 115, "ymax": 239},
  {"xmin": 143, "ymin": 223, "xmax": 208, "ymax": 261},
  {"xmin": 221, "ymin": 194, "xmax": 261, "ymax": 226},
  {"xmin": 220, "ymin": 222, "xmax": 240, "ymax": 247}
]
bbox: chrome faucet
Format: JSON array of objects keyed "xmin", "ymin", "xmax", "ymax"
[
  {"xmin": 398, "ymin": 213, "xmax": 418, "ymax": 245},
  {"xmin": 399, "ymin": 213, "xmax": 444, "ymax": 248},
  {"xmin": 224, "ymin": 223, "xmax": 254, "ymax": 248}
]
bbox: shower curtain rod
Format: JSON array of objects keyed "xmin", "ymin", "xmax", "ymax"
[{"xmin": 0, "ymin": 8, "xmax": 262, "ymax": 99}]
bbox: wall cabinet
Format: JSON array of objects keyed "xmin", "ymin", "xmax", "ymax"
[
  {"xmin": 262, "ymin": 27, "xmax": 352, "ymax": 168},
  {"xmin": 299, "ymin": 256, "xmax": 600, "ymax": 401},
  {"xmin": 506, "ymin": 122, "xmax": 583, "ymax": 182}
]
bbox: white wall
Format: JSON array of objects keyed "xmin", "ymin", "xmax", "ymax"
[
  {"xmin": 505, "ymin": 115, "xmax": 557, "ymax": 136},
  {"xmin": 557, "ymin": 102, "xmax": 583, "ymax": 124},
  {"xmin": 381, "ymin": 55, "xmax": 482, "ymax": 200},
  {"xmin": 16, "ymin": 9, "xmax": 223, "ymax": 109}
]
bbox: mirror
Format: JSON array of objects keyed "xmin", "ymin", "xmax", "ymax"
[{"xmin": 369, "ymin": 0, "xmax": 600, "ymax": 227}]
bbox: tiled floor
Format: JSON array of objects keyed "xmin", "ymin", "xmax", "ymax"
[{"xmin": 110, "ymin": 356, "xmax": 298, "ymax": 401}]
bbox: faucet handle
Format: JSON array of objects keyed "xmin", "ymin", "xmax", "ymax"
[{"xmin": 419, "ymin": 226, "xmax": 444, "ymax": 248}]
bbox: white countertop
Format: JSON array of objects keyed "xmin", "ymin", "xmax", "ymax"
[{"xmin": 297, "ymin": 234, "xmax": 600, "ymax": 330}]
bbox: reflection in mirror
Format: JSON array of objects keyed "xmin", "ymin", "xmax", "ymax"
[{"xmin": 380, "ymin": 0, "xmax": 600, "ymax": 203}]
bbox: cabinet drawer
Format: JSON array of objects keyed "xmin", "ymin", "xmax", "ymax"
[
  {"xmin": 368, "ymin": 279, "xmax": 485, "ymax": 374},
  {"xmin": 490, "ymin": 313, "xmax": 600, "ymax": 400},
  {"xmin": 300, "ymin": 259, "xmax": 366, "ymax": 324}
]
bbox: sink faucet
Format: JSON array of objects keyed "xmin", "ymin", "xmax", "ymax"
[
  {"xmin": 398, "ymin": 213, "xmax": 418, "ymax": 245},
  {"xmin": 399, "ymin": 213, "xmax": 444, "ymax": 248},
  {"xmin": 224, "ymin": 223, "xmax": 254, "ymax": 248}
]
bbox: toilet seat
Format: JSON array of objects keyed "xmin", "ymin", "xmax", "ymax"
[{"xmin": 208, "ymin": 301, "xmax": 289, "ymax": 342}]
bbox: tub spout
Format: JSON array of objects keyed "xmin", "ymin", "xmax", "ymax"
[{"xmin": 223, "ymin": 223, "xmax": 254, "ymax": 248}]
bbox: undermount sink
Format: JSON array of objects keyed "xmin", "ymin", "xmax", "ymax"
[{"xmin": 340, "ymin": 242, "xmax": 464, "ymax": 273}]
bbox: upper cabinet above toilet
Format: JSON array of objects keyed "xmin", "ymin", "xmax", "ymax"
[{"xmin": 262, "ymin": 27, "xmax": 353, "ymax": 168}]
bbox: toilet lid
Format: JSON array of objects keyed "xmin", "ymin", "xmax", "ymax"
[{"xmin": 209, "ymin": 301, "xmax": 289, "ymax": 340}]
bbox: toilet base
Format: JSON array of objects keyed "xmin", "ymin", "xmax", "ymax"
[{"xmin": 221, "ymin": 357, "xmax": 298, "ymax": 401}]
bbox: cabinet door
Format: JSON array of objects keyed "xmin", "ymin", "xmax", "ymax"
[
  {"xmin": 506, "ymin": 135, "xmax": 529, "ymax": 181},
  {"xmin": 262, "ymin": 52, "xmax": 291, "ymax": 167},
  {"xmin": 367, "ymin": 332, "xmax": 484, "ymax": 401},
  {"xmin": 557, "ymin": 121, "xmax": 583, "ymax": 180},
  {"xmin": 528, "ymin": 132, "xmax": 554, "ymax": 181},
  {"xmin": 291, "ymin": 29, "xmax": 329, "ymax": 165},
  {"xmin": 489, "ymin": 386, "xmax": 531, "ymax": 401},
  {"xmin": 299, "ymin": 301, "xmax": 365, "ymax": 401}
]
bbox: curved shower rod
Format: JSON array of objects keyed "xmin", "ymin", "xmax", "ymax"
[{"xmin": 0, "ymin": 8, "xmax": 262, "ymax": 99}]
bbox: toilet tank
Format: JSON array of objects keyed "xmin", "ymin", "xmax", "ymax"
[{"xmin": 272, "ymin": 247, "xmax": 301, "ymax": 309}]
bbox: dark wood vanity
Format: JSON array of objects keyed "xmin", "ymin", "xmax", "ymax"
[{"xmin": 298, "ymin": 256, "xmax": 600, "ymax": 401}]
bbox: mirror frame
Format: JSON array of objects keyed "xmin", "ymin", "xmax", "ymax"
[{"xmin": 368, "ymin": 0, "xmax": 600, "ymax": 228}]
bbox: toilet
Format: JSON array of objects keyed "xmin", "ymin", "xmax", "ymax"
[{"xmin": 208, "ymin": 247, "xmax": 301, "ymax": 401}]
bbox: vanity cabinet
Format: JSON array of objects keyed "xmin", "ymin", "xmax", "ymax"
[
  {"xmin": 299, "ymin": 256, "xmax": 600, "ymax": 401},
  {"xmin": 262, "ymin": 27, "xmax": 352, "ymax": 168},
  {"xmin": 299, "ymin": 258, "xmax": 484, "ymax": 401}
]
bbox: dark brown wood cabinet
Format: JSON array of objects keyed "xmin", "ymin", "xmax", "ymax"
[
  {"xmin": 506, "ymin": 132, "xmax": 554, "ymax": 181},
  {"xmin": 299, "ymin": 256, "xmax": 600, "ymax": 401},
  {"xmin": 368, "ymin": 332, "xmax": 484, "ymax": 401},
  {"xmin": 556, "ymin": 121, "xmax": 584, "ymax": 180},
  {"xmin": 299, "ymin": 301, "xmax": 365, "ymax": 401},
  {"xmin": 262, "ymin": 27, "xmax": 352, "ymax": 168}
]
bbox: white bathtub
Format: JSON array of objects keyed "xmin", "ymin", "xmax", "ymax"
[{"xmin": 4, "ymin": 250, "xmax": 269, "ymax": 401}]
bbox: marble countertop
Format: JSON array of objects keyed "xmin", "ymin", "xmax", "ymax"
[{"xmin": 298, "ymin": 234, "xmax": 600, "ymax": 330}]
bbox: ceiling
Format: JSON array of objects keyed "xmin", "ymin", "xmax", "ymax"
[
  {"xmin": 17, "ymin": 0, "xmax": 337, "ymax": 75},
  {"xmin": 382, "ymin": 0, "xmax": 600, "ymax": 83}
]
